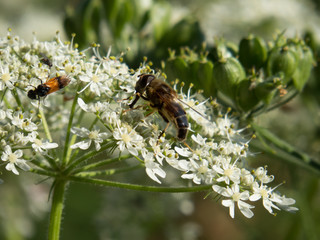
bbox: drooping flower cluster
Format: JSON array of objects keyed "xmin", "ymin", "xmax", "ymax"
[{"xmin": 0, "ymin": 29, "xmax": 297, "ymax": 218}]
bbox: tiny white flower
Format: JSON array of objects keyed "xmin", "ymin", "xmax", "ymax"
[
  {"xmin": 71, "ymin": 127, "xmax": 109, "ymax": 151},
  {"xmin": 174, "ymin": 146, "xmax": 193, "ymax": 158},
  {"xmin": 0, "ymin": 109, "xmax": 6, "ymax": 120},
  {"xmin": 253, "ymin": 166, "xmax": 274, "ymax": 184},
  {"xmin": 0, "ymin": 64, "xmax": 14, "ymax": 90},
  {"xmin": 249, "ymin": 182, "xmax": 281, "ymax": 214},
  {"xmin": 31, "ymin": 139, "xmax": 59, "ymax": 153},
  {"xmin": 78, "ymin": 65, "xmax": 109, "ymax": 96},
  {"xmin": 273, "ymin": 193, "xmax": 298, "ymax": 213},
  {"xmin": 77, "ymin": 98, "xmax": 109, "ymax": 113},
  {"xmin": 101, "ymin": 111, "xmax": 121, "ymax": 127},
  {"xmin": 180, "ymin": 159, "xmax": 215, "ymax": 184},
  {"xmin": 113, "ymin": 125, "xmax": 144, "ymax": 156},
  {"xmin": 240, "ymin": 168, "xmax": 254, "ymax": 186},
  {"xmin": 1, "ymin": 145, "xmax": 30, "ymax": 175},
  {"xmin": 213, "ymin": 184, "xmax": 254, "ymax": 218},
  {"xmin": 213, "ymin": 157, "xmax": 241, "ymax": 184},
  {"xmin": 142, "ymin": 150, "xmax": 166, "ymax": 184},
  {"xmin": 8, "ymin": 111, "xmax": 38, "ymax": 132}
]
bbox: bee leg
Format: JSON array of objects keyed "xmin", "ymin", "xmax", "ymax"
[
  {"xmin": 144, "ymin": 109, "xmax": 156, "ymax": 118},
  {"xmin": 122, "ymin": 104, "xmax": 143, "ymax": 114},
  {"xmin": 158, "ymin": 122, "xmax": 170, "ymax": 141},
  {"xmin": 183, "ymin": 142, "xmax": 194, "ymax": 152}
]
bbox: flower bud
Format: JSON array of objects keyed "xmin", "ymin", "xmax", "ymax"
[
  {"xmin": 254, "ymin": 77, "xmax": 281, "ymax": 104},
  {"xmin": 235, "ymin": 78, "xmax": 260, "ymax": 112},
  {"xmin": 212, "ymin": 57, "xmax": 246, "ymax": 98},
  {"xmin": 190, "ymin": 60, "xmax": 216, "ymax": 97},
  {"xmin": 266, "ymin": 46, "xmax": 298, "ymax": 84},
  {"xmin": 165, "ymin": 56, "xmax": 189, "ymax": 81},
  {"xmin": 291, "ymin": 45, "xmax": 314, "ymax": 91},
  {"xmin": 239, "ymin": 35, "xmax": 267, "ymax": 70}
]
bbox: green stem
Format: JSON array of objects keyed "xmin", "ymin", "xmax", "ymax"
[
  {"xmin": 48, "ymin": 180, "xmax": 68, "ymax": 240},
  {"xmin": 251, "ymin": 123, "xmax": 320, "ymax": 174},
  {"xmin": 12, "ymin": 88, "xmax": 24, "ymax": 112},
  {"xmin": 39, "ymin": 106, "xmax": 53, "ymax": 142},
  {"xmin": 29, "ymin": 168, "xmax": 58, "ymax": 177},
  {"xmin": 62, "ymin": 86, "xmax": 81, "ymax": 167},
  {"xmin": 70, "ymin": 176, "xmax": 212, "ymax": 192},
  {"xmin": 64, "ymin": 142, "xmax": 116, "ymax": 174},
  {"xmin": 74, "ymin": 164, "xmax": 142, "ymax": 177},
  {"xmin": 71, "ymin": 154, "xmax": 131, "ymax": 174}
]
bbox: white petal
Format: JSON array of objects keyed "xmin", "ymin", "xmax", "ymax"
[
  {"xmin": 44, "ymin": 142, "xmax": 59, "ymax": 149},
  {"xmin": 174, "ymin": 146, "xmax": 192, "ymax": 157},
  {"xmin": 222, "ymin": 200, "xmax": 235, "ymax": 218},
  {"xmin": 238, "ymin": 201, "xmax": 255, "ymax": 218},
  {"xmin": 4, "ymin": 145, "xmax": 12, "ymax": 154},
  {"xmin": 77, "ymin": 98, "xmax": 89, "ymax": 112},
  {"xmin": 17, "ymin": 160, "xmax": 31, "ymax": 171},
  {"xmin": 90, "ymin": 83, "xmax": 101, "ymax": 96},
  {"xmin": 146, "ymin": 168, "xmax": 162, "ymax": 184},
  {"xmin": 181, "ymin": 173, "xmax": 195, "ymax": 180},
  {"xmin": 94, "ymin": 142, "xmax": 101, "ymax": 151},
  {"xmin": 249, "ymin": 193, "xmax": 261, "ymax": 202},
  {"xmin": 71, "ymin": 140, "xmax": 91, "ymax": 150},
  {"xmin": 213, "ymin": 185, "xmax": 232, "ymax": 197},
  {"xmin": 6, "ymin": 163, "xmax": 19, "ymax": 175}
]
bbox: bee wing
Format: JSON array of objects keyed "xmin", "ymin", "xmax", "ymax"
[
  {"xmin": 177, "ymin": 98, "xmax": 207, "ymax": 119},
  {"xmin": 45, "ymin": 77, "xmax": 60, "ymax": 94}
]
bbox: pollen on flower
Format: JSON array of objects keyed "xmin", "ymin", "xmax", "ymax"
[
  {"xmin": 8, "ymin": 153, "xmax": 17, "ymax": 163},
  {"xmin": 88, "ymin": 130, "xmax": 99, "ymax": 139},
  {"xmin": 121, "ymin": 133, "xmax": 131, "ymax": 143},
  {"xmin": 34, "ymin": 139, "xmax": 43, "ymax": 146},
  {"xmin": 91, "ymin": 74, "xmax": 100, "ymax": 83},
  {"xmin": 1, "ymin": 73, "xmax": 10, "ymax": 82},
  {"xmin": 260, "ymin": 188, "xmax": 268, "ymax": 198},
  {"xmin": 224, "ymin": 168, "xmax": 234, "ymax": 177},
  {"xmin": 198, "ymin": 165, "xmax": 208, "ymax": 174},
  {"xmin": 232, "ymin": 192, "xmax": 241, "ymax": 202},
  {"xmin": 64, "ymin": 64, "xmax": 73, "ymax": 73}
]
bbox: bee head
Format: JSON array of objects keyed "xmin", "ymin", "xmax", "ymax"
[
  {"xmin": 135, "ymin": 74, "xmax": 155, "ymax": 94},
  {"xmin": 27, "ymin": 89, "xmax": 38, "ymax": 100}
]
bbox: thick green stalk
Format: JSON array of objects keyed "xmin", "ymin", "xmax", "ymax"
[{"xmin": 48, "ymin": 180, "xmax": 68, "ymax": 240}]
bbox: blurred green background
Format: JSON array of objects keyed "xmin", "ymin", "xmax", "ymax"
[{"xmin": 0, "ymin": 0, "xmax": 319, "ymax": 239}]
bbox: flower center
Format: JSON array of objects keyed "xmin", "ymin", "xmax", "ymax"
[
  {"xmin": 64, "ymin": 64, "xmax": 73, "ymax": 73},
  {"xmin": 224, "ymin": 168, "xmax": 233, "ymax": 177},
  {"xmin": 260, "ymin": 189, "xmax": 268, "ymax": 198},
  {"xmin": 8, "ymin": 153, "xmax": 17, "ymax": 163},
  {"xmin": 34, "ymin": 139, "xmax": 43, "ymax": 146},
  {"xmin": 88, "ymin": 130, "xmax": 99, "ymax": 139},
  {"xmin": 91, "ymin": 74, "xmax": 100, "ymax": 83},
  {"xmin": 232, "ymin": 192, "xmax": 241, "ymax": 202},
  {"xmin": 1, "ymin": 73, "xmax": 11, "ymax": 82},
  {"xmin": 121, "ymin": 133, "xmax": 131, "ymax": 143},
  {"xmin": 198, "ymin": 165, "xmax": 208, "ymax": 174}
]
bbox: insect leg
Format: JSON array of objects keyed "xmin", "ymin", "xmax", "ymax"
[
  {"xmin": 183, "ymin": 141, "xmax": 194, "ymax": 152},
  {"xmin": 158, "ymin": 122, "xmax": 170, "ymax": 139},
  {"xmin": 129, "ymin": 93, "xmax": 141, "ymax": 108}
]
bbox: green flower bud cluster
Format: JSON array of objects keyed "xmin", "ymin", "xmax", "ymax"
[
  {"xmin": 164, "ymin": 34, "xmax": 314, "ymax": 114},
  {"xmin": 164, "ymin": 46, "xmax": 215, "ymax": 97}
]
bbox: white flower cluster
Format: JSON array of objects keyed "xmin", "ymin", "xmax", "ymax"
[{"xmin": 0, "ymin": 30, "xmax": 297, "ymax": 218}]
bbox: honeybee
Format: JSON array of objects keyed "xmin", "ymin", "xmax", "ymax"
[
  {"xmin": 129, "ymin": 74, "xmax": 188, "ymax": 141},
  {"xmin": 27, "ymin": 75, "xmax": 71, "ymax": 100}
]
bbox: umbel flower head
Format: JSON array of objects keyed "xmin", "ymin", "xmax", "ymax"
[{"xmin": 0, "ymin": 29, "xmax": 297, "ymax": 219}]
